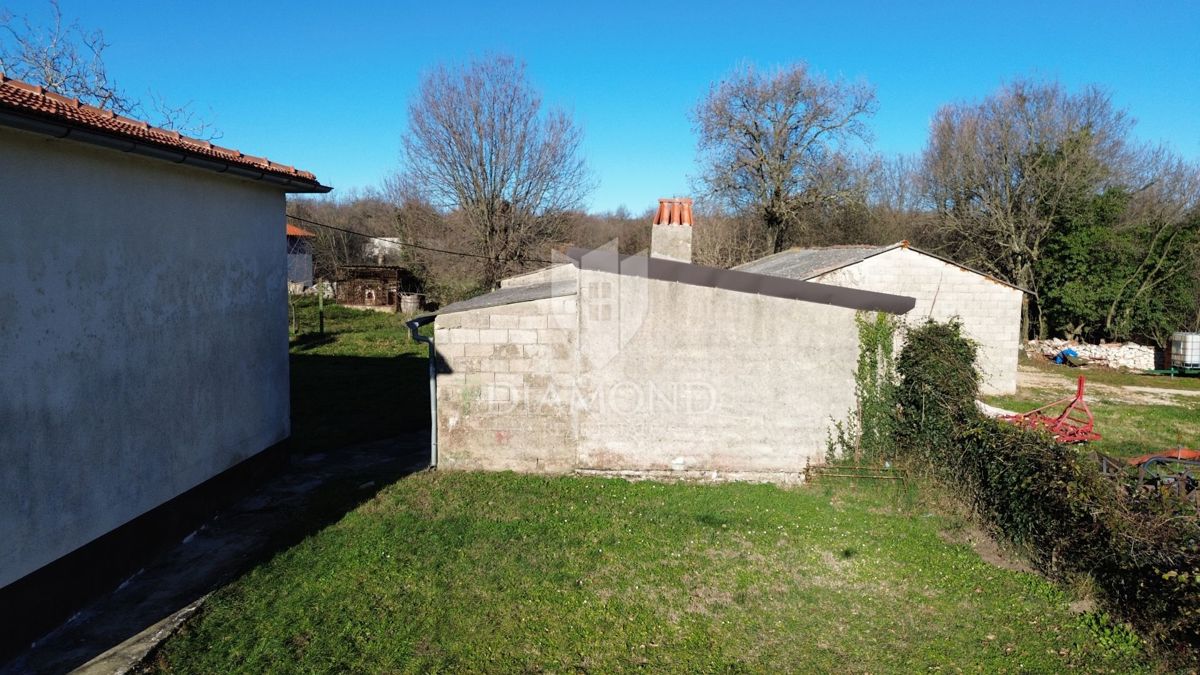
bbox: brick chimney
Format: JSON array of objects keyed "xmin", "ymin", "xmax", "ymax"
[{"xmin": 650, "ymin": 197, "xmax": 693, "ymax": 263}]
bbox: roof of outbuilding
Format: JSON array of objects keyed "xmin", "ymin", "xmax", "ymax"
[
  {"xmin": 435, "ymin": 281, "xmax": 578, "ymax": 316},
  {"xmin": 428, "ymin": 248, "xmax": 919, "ymax": 320},
  {"xmin": 735, "ymin": 245, "xmax": 887, "ymax": 279},
  {"xmin": 286, "ymin": 223, "xmax": 316, "ymax": 237},
  {"xmin": 568, "ymin": 249, "xmax": 916, "ymax": 315},
  {"xmin": 735, "ymin": 241, "xmax": 1027, "ymax": 293},
  {"xmin": 0, "ymin": 73, "xmax": 329, "ymax": 193}
]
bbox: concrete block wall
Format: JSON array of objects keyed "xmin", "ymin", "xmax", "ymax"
[
  {"xmin": 812, "ymin": 247, "xmax": 1022, "ymax": 395},
  {"xmin": 574, "ymin": 269, "xmax": 859, "ymax": 480},
  {"xmin": 437, "ymin": 267, "xmax": 873, "ymax": 481},
  {"xmin": 650, "ymin": 223, "xmax": 692, "ymax": 263},
  {"xmin": 435, "ymin": 295, "xmax": 580, "ymax": 472}
]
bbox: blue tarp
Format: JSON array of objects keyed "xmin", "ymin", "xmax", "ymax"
[{"xmin": 1054, "ymin": 347, "xmax": 1079, "ymax": 365}]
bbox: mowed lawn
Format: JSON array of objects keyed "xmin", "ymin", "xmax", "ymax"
[
  {"xmin": 147, "ymin": 472, "xmax": 1143, "ymax": 673},
  {"xmin": 984, "ymin": 357, "xmax": 1200, "ymax": 459},
  {"xmin": 288, "ymin": 297, "xmax": 430, "ymax": 454}
]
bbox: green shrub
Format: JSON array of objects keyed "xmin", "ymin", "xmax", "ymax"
[{"xmin": 893, "ymin": 319, "xmax": 1200, "ymax": 664}]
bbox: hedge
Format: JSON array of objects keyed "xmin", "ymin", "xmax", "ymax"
[{"xmin": 893, "ymin": 320, "xmax": 1200, "ymax": 663}]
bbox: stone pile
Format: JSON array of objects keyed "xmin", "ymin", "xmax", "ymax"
[{"xmin": 1027, "ymin": 338, "xmax": 1157, "ymax": 371}]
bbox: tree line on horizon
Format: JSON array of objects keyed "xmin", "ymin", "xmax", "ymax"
[
  {"xmin": 6, "ymin": 1, "xmax": 1197, "ymax": 346},
  {"xmin": 295, "ymin": 55, "xmax": 1200, "ymax": 348}
]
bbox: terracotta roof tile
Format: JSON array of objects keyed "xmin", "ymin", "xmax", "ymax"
[
  {"xmin": 0, "ymin": 73, "xmax": 327, "ymax": 192},
  {"xmin": 286, "ymin": 222, "xmax": 316, "ymax": 237}
]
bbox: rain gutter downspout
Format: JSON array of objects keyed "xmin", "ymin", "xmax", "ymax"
[{"xmin": 406, "ymin": 315, "xmax": 437, "ymax": 469}]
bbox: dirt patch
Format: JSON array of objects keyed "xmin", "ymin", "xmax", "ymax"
[
  {"xmin": 820, "ymin": 549, "xmax": 853, "ymax": 571},
  {"xmin": 1123, "ymin": 385, "xmax": 1200, "ymax": 398},
  {"xmin": 686, "ymin": 586, "xmax": 737, "ymax": 615},
  {"xmin": 940, "ymin": 525, "xmax": 1032, "ymax": 574},
  {"xmin": 1068, "ymin": 598, "xmax": 1097, "ymax": 615},
  {"xmin": 1018, "ymin": 366, "xmax": 1197, "ymax": 407}
]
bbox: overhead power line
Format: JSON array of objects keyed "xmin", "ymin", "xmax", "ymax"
[{"xmin": 285, "ymin": 213, "xmax": 556, "ymax": 266}]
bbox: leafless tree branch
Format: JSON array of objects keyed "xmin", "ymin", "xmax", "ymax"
[
  {"xmin": 693, "ymin": 62, "xmax": 878, "ymax": 252},
  {"xmin": 399, "ymin": 54, "xmax": 592, "ymax": 288},
  {"xmin": 0, "ymin": 0, "xmax": 219, "ymax": 139},
  {"xmin": 921, "ymin": 78, "xmax": 1134, "ymax": 336}
]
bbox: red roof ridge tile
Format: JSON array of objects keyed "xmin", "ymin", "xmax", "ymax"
[{"xmin": 0, "ymin": 72, "xmax": 326, "ymax": 191}]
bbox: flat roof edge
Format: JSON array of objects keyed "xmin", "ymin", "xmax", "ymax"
[
  {"xmin": 566, "ymin": 248, "xmax": 916, "ymax": 315},
  {"xmin": 430, "ymin": 281, "xmax": 578, "ymax": 317}
]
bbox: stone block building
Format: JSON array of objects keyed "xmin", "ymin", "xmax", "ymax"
[
  {"xmin": 334, "ymin": 264, "xmax": 424, "ymax": 313},
  {"xmin": 418, "ymin": 199, "xmax": 917, "ymax": 481},
  {"xmin": 737, "ymin": 243, "xmax": 1025, "ymax": 394},
  {"xmin": 286, "ymin": 222, "xmax": 316, "ymax": 292}
]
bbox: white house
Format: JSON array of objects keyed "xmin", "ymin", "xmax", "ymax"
[
  {"xmin": 362, "ymin": 236, "xmax": 406, "ymax": 264},
  {"xmin": 736, "ymin": 243, "xmax": 1025, "ymax": 394},
  {"xmin": 0, "ymin": 74, "xmax": 329, "ymax": 656}
]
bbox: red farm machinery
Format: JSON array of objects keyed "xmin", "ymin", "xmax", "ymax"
[{"xmin": 1000, "ymin": 376, "xmax": 1102, "ymax": 444}]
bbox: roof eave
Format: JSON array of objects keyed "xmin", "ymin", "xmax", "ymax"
[
  {"xmin": 0, "ymin": 108, "xmax": 331, "ymax": 194},
  {"xmin": 567, "ymin": 248, "xmax": 916, "ymax": 315}
]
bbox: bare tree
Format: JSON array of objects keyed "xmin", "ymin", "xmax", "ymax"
[
  {"xmin": 693, "ymin": 62, "xmax": 878, "ymax": 253},
  {"xmin": 691, "ymin": 201, "xmax": 770, "ymax": 268},
  {"xmin": 858, "ymin": 153, "xmax": 940, "ymax": 246},
  {"xmin": 287, "ymin": 191, "xmax": 403, "ymax": 282},
  {"xmin": 398, "ymin": 55, "xmax": 591, "ymax": 288},
  {"xmin": 1, "ymin": 0, "xmax": 217, "ymax": 138},
  {"xmin": 569, "ymin": 205, "xmax": 652, "ymax": 256},
  {"xmin": 0, "ymin": 0, "xmax": 127, "ymax": 109},
  {"xmin": 922, "ymin": 78, "xmax": 1133, "ymax": 336}
]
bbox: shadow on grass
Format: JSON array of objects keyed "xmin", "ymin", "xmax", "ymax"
[
  {"xmin": 290, "ymin": 352, "xmax": 430, "ymax": 455},
  {"xmin": 3, "ymin": 323, "xmax": 436, "ymax": 671},
  {"xmin": 290, "ymin": 332, "xmax": 338, "ymax": 352},
  {"xmin": 6, "ymin": 350, "xmax": 433, "ymax": 674}
]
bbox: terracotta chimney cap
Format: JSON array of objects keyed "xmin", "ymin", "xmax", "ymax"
[{"xmin": 653, "ymin": 197, "xmax": 693, "ymax": 227}]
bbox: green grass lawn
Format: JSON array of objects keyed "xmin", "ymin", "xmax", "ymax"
[
  {"xmin": 144, "ymin": 308, "xmax": 1157, "ymax": 671},
  {"xmin": 984, "ymin": 357, "xmax": 1200, "ymax": 458},
  {"xmin": 146, "ymin": 473, "xmax": 1144, "ymax": 673},
  {"xmin": 288, "ymin": 297, "xmax": 430, "ymax": 454}
]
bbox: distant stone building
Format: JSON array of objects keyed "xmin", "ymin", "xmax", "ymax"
[
  {"xmin": 334, "ymin": 265, "xmax": 424, "ymax": 313},
  {"xmin": 736, "ymin": 243, "xmax": 1025, "ymax": 394},
  {"xmin": 286, "ymin": 222, "xmax": 316, "ymax": 292}
]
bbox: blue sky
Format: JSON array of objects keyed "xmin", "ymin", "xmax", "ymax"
[{"xmin": 11, "ymin": 0, "xmax": 1200, "ymax": 212}]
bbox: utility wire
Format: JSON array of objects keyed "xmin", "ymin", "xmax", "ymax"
[{"xmin": 285, "ymin": 213, "xmax": 556, "ymax": 266}]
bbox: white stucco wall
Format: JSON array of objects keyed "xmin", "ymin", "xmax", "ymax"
[
  {"xmin": 0, "ymin": 127, "xmax": 290, "ymax": 588},
  {"xmin": 811, "ymin": 247, "xmax": 1023, "ymax": 395}
]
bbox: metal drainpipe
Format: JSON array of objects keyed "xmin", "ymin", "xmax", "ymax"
[{"xmin": 406, "ymin": 315, "xmax": 437, "ymax": 469}]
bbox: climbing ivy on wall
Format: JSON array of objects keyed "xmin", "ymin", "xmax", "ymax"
[{"xmin": 826, "ymin": 311, "xmax": 897, "ymax": 464}]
